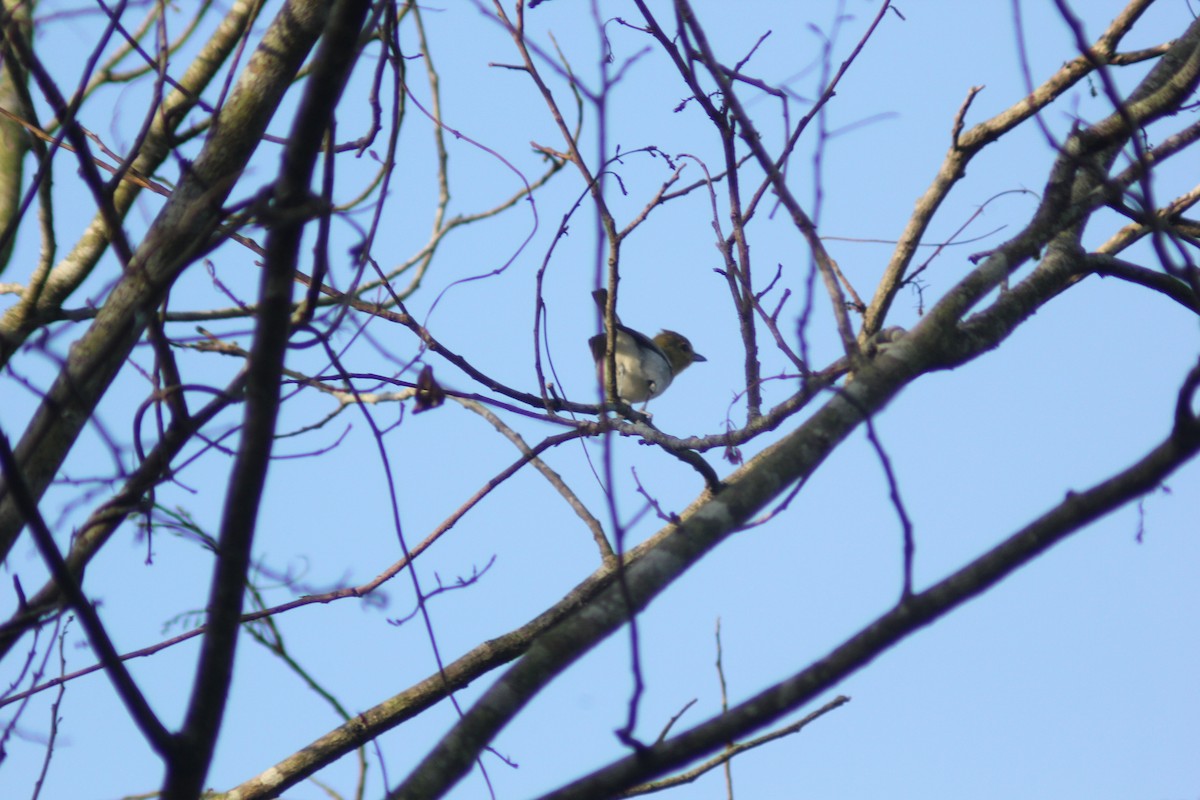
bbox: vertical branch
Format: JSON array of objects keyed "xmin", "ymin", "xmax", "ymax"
[
  {"xmin": 29, "ymin": 617, "xmax": 69, "ymax": 800},
  {"xmin": 673, "ymin": 4, "xmax": 763, "ymax": 417},
  {"xmin": 490, "ymin": 1, "xmax": 625, "ymax": 410},
  {"xmin": 715, "ymin": 619, "xmax": 735, "ymax": 800},
  {"xmin": 2, "ymin": 0, "xmax": 136, "ymax": 266},
  {"xmin": 161, "ymin": 1, "xmax": 371, "ymax": 797},
  {"xmin": 647, "ymin": 2, "xmax": 766, "ymax": 416},
  {"xmin": 0, "ymin": 0, "xmax": 30, "ymax": 273},
  {"xmin": 673, "ymin": 0, "xmax": 860, "ymax": 363}
]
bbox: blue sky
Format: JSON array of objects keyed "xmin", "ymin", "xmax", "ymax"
[{"xmin": 1, "ymin": 1, "xmax": 1198, "ymax": 798}]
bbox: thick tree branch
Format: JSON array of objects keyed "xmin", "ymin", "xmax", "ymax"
[
  {"xmin": 537, "ymin": 382, "xmax": 1200, "ymax": 799},
  {"xmin": 861, "ymin": 0, "xmax": 1171, "ymax": 338},
  {"xmin": 0, "ymin": 0, "xmax": 265, "ymax": 362},
  {"xmin": 0, "ymin": 0, "xmax": 331, "ymax": 563},
  {"xmin": 387, "ymin": 339, "xmax": 924, "ymax": 799},
  {"xmin": 1088, "ymin": 253, "xmax": 1200, "ymax": 313}
]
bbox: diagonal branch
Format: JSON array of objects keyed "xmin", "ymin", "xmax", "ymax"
[
  {"xmin": 0, "ymin": 0, "xmax": 332, "ymax": 564},
  {"xmin": 0, "ymin": 431, "xmax": 173, "ymax": 756},
  {"xmin": 537, "ymin": 381, "xmax": 1200, "ymax": 799},
  {"xmin": 860, "ymin": 0, "xmax": 1165, "ymax": 338}
]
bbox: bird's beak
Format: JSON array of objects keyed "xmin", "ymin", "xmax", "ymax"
[{"xmin": 692, "ymin": 352, "xmax": 707, "ymax": 363}]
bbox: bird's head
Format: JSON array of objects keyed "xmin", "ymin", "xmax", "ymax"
[{"xmin": 653, "ymin": 330, "xmax": 706, "ymax": 375}]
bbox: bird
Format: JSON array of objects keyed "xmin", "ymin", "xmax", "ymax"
[{"xmin": 589, "ymin": 289, "xmax": 706, "ymax": 405}]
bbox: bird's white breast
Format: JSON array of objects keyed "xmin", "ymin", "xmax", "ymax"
[{"xmin": 608, "ymin": 329, "xmax": 673, "ymax": 402}]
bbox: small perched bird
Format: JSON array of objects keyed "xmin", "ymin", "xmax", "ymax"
[{"xmin": 589, "ymin": 289, "xmax": 706, "ymax": 404}]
